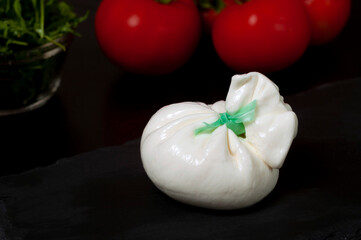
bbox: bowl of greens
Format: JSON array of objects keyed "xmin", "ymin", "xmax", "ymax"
[{"xmin": 0, "ymin": 0, "xmax": 87, "ymax": 115}]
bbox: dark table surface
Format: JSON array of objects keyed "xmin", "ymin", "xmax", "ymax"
[{"xmin": 1, "ymin": 71, "xmax": 361, "ymax": 240}]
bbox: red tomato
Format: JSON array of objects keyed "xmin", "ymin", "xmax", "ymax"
[
  {"xmin": 212, "ymin": 0, "xmax": 311, "ymax": 73},
  {"xmin": 303, "ymin": 0, "xmax": 351, "ymax": 45},
  {"xmin": 200, "ymin": 0, "xmax": 236, "ymax": 34},
  {"xmin": 95, "ymin": 0, "xmax": 201, "ymax": 75}
]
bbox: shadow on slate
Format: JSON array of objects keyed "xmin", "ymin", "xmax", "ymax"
[{"xmin": 1, "ymin": 78, "xmax": 361, "ymax": 240}]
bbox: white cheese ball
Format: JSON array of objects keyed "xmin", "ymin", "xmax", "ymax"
[{"xmin": 140, "ymin": 72, "xmax": 298, "ymax": 210}]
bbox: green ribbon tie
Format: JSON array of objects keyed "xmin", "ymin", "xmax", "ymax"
[{"xmin": 194, "ymin": 100, "xmax": 257, "ymax": 137}]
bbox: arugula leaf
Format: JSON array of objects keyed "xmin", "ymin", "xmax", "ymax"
[
  {"xmin": 13, "ymin": 0, "xmax": 26, "ymax": 28},
  {"xmin": 0, "ymin": 0, "xmax": 88, "ymax": 55}
]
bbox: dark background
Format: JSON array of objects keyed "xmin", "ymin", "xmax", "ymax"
[{"xmin": 1, "ymin": 0, "xmax": 360, "ymax": 176}]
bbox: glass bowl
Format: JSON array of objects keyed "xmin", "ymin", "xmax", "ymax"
[{"xmin": 0, "ymin": 34, "xmax": 73, "ymax": 116}]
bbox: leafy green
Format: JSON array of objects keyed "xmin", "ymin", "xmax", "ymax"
[
  {"xmin": 0, "ymin": 54, "xmax": 63, "ymax": 108},
  {"xmin": 0, "ymin": 0, "xmax": 88, "ymax": 110},
  {"xmin": 0, "ymin": 0, "xmax": 88, "ymax": 55}
]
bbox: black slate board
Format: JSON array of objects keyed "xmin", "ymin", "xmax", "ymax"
[{"xmin": 1, "ymin": 78, "xmax": 361, "ymax": 240}]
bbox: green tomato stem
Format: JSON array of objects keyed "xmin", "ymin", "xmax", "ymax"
[
  {"xmin": 196, "ymin": 0, "xmax": 250, "ymax": 11},
  {"xmin": 198, "ymin": 0, "xmax": 225, "ymax": 12},
  {"xmin": 154, "ymin": 0, "xmax": 174, "ymax": 4}
]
